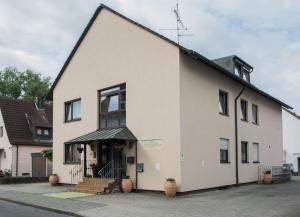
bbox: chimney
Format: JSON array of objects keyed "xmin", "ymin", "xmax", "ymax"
[{"xmin": 35, "ymin": 97, "xmax": 44, "ymax": 110}]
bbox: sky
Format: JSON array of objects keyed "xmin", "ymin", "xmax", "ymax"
[{"xmin": 0, "ymin": 0, "xmax": 299, "ymax": 113}]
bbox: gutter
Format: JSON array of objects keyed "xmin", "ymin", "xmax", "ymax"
[{"xmin": 234, "ymin": 87, "xmax": 245, "ymax": 187}]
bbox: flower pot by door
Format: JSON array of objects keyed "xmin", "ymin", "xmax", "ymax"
[
  {"xmin": 263, "ymin": 174, "xmax": 272, "ymax": 184},
  {"xmin": 164, "ymin": 180, "xmax": 176, "ymax": 197},
  {"xmin": 121, "ymin": 178, "xmax": 133, "ymax": 193},
  {"xmin": 49, "ymin": 174, "xmax": 59, "ymax": 186}
]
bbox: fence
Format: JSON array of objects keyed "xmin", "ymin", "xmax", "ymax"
[{"xmin": 258, "ymin": 166, "xmax": 291, "ymax": 184}]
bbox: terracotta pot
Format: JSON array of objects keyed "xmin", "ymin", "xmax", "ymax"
[
  {"xmin": 49, "ymin": 174, "xmax": 59, "ymax": 186},
  {"xmin": 121, "ymin": 178, "xmax": 133, "ymax": 193},
  {"xmin": 263, "ymin": 174, "xmax": 272, "ymax": 184},
  {"xmin": 164, "ymin": 180, "xmax": 176, "ymax": 197}
]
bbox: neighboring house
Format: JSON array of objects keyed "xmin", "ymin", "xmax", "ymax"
[
  {"xmin": 282, "ymin": 108, "xmax": 300, "ymax": 173},
  {"xmin": 47, "ymin": 4, "xmax": 291, "ymax": 193},
  {"xmin": 0, "ymin": 97, "xmax": 53, "ymax": 177}
]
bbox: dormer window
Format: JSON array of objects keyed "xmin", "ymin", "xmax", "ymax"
[
  {"xmin": 36, "ymin": 127, "xmax": 51, "ymax": 137},
  {"xmin": 36, "ymin": 128, "xmax": 42, "ymax": 135},
  {"xmin": 234, "ymin": 66, "xmax": 242, "ymax": 77}
]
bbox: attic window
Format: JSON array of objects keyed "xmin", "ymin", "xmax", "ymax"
[
  {"xmin": 234, "ymin": 66, "xmax": 242, "ymax": 78},
  {"xmin": 36, "ymin": 128, "xmax": 50, "ymax": 136},
  {"xmin": 36, "ymin": 128, "xmax": 42, "ymax": 135}
]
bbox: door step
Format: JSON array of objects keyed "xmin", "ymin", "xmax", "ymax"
[{"xmin": 73, "ymin": 178, "xmax": 116, "ymax": 194}]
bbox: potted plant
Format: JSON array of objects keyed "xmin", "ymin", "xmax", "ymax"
[
  {"xmin": 121, "ymin": 176, "xmax": 133, "ymax": 193},
  {"xmin": 49, "ymin": 174, "xmax": 59, "ymax": 186},
  {"xmin": 41, "ymin": 149, "xmax": 53, "ymax": 161},
  {"xmin": 263, "ymin": 170, "xmax": 272, "ymax": 184},
  {"xmin": 164, "ymin": 178, "xmax": 176, "ymax": 197}
]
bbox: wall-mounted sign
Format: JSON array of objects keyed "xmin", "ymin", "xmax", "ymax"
[
  {"xmin": 136, "ymin": 163, "xmax": 144, "ymax": 172},
  {"xmin": 140, "ymin": 139, "xmax": 163, "ymax": 149}
]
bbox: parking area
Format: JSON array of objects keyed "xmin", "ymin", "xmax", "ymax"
[{"xmin": 0, "ymin": 177, "xmax": 300, "ymax": 217}]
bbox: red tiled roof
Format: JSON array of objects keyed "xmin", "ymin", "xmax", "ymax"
[{"xmin": 0, "ymin": 96, "xmax": 52, "ymax": 146}]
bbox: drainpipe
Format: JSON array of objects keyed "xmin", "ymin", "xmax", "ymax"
[
  {"xmin": 16, "ymin": 145, "xmax": 19, "ymax": 177},
  {"xmin": 235, "ymin": 87, "xmax": 245, "ymax": 187},
  {"xmin": 135, "ymin": 141, "xmax": 138, "ymax": 192}
]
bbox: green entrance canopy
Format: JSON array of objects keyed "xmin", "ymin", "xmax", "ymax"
[{"xmin": 64, "ymin": 127, "xmax": 137, "ymax": 145}]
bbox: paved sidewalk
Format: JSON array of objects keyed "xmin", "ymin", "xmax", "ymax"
[{"xmin": 0, "ymin": 179, "xmax": 299, "ymax": 217}]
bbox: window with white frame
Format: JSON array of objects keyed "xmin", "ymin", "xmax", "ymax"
[
  {"xmin": 253, "ymin": 143, "xmax": 259, "ymax": 163},
  {"xmin": 220, "ymin": 138, "xmax": 229, "ymax": 163},
  {"xmin": 241, "ymin": 141, "xmax": 248, "ymax": 163},
  {"xmin": 252, "ymin": 104, "xmax": 258, "ymax": 124},
  {"xmin": 219, "ymin": 90, "xmax": 228, "ymax": 115},
  {"xmin": 240, "ymin": 99, "xmax": 248, "ymax": 121}
]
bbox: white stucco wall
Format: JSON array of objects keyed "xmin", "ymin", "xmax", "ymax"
[
  {"xmin": 0, "ymin": 109, "xmax": 13, "ymax": 172},
  {"xmin": 282, "ymin": 109, "xmax": 300, "ymax": 172}
]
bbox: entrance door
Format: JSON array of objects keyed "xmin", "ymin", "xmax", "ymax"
[
  {"xmin": 31, "ymin": 153, "xmax": 46, "ymax": 177},
  {"xmin": 98, "ymin": 141, "xmax": 112, "ymax": 168}
]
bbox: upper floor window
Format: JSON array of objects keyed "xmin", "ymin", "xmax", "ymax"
[
  {"xmin": 219, "ymin": 90, "xmax": 228, "ymax": 115},
  {"xmin": 240, "ymin": 99, "xmax": 248, "ymax": 121},
  {"xmin": 241, "ymin": 141, "xmax": 248, "ymax": 163},
  {"xmin": 0, "ymin": 126, "xmax": 3, "ymax": 137},
  {"xmin": 99, "ymin": 84, "xmax": 126, "ymax": 129},
  {"xmin": 220, "ymin": 138, "xmax": 229, "ymax": 163},
  {"xmin": 252, "ymin": 104, "xmax": 258, "ymax": 125},
  {"xmin": 65, "ymin": 99, "xmax": 81, "ymax": 122}
]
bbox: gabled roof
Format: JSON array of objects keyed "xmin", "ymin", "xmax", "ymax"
[
  {"xmin": 46, "ymin": 4, "xmax": 292, "ymax": 109},
  {"xmin": 0, "ymin": 96, "xmax": 52, "ymax": 146}
]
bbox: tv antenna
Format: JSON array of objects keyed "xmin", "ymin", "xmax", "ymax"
[{"xmin": 160, "ymin": 1, "xmax": 192, "ymax": 45}]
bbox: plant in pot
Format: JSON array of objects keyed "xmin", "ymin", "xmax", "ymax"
[
  {"xmin": 49, "ymin": 174, "xmax": 59, "ymax": 186},
  {"xmin": 164, "ymin": 178, "xmax": 176, "ymax": 197},
  {"xmin": 263, "ymin": 170, "xmax": 272, "ymax": 184},
  {"xmin": 41, "ymin": 149, "xmax": 53, "ymax": 161},
  {"xmin": 121, "ymin": 176, "xmax": 133, "ymax": 193}
]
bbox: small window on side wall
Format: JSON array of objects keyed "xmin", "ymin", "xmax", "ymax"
[
  {"xmin": 240, "ymin": 99, "xmax": 248, "ymax": 121},
  {"xmin": 219, "ymin": 90, "xmax": 228, "ymax": 115},
  {"xmin": 253, "ymin": 143, "xmax": 259, "ymax": 163},
  {"xmin": 252, "ymin": 104, "xmax": 258, "ymax": 125},
  {"xmin": 241, "ymin": 141, "xmax": 248, "ymax": 163},
  {"xmin": 220, "ymin": 138, "xmax": 229, "ymax": 163},
  {"xmin": 65, "ymin": 144, "xmax": 81, "ymax": 164},
  {"xmin": 65, "ymin": 99, "xmax": 81, "ymax": 122}
]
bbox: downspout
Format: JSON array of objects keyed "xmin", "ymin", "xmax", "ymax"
[
  {"xmin": 135, "ymin": 141, "xmax": 138, "ymax": 192},
  {"xmin": 16, "ymin": 145, "xmax": 19, "ymax": 177},
  {"xmin": 235, "ymin": 87, "xmax": 245, "ymax": 187}
]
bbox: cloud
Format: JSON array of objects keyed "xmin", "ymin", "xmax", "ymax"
[{"xmin": 0, "ymin": 0, "xmax": 299, "ymax": 113}]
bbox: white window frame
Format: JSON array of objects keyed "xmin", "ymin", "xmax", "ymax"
[{"xmin": 253, "ymin": 143, "xmax": 259, "ymax": 163}]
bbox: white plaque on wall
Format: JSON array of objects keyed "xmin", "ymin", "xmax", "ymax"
[{"xmin": 140, "ymin": 139, "xmax": 163, "ymax": 149}]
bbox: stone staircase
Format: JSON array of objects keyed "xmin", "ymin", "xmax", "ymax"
[{"xmin": 73, "ymin": 178, "xmax": 116, "ymax": 194}]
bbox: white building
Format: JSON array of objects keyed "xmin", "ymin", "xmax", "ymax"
[{"xmin": 282, "ymin": 108, "xmax": 300, "ymax": 173}]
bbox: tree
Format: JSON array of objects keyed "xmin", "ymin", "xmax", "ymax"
[
  {"xmin": 0, "ymin": 67, "xmax": 22, "ymax": 99},
  {"xmin": 21, "ymin": 69, "xmax": 51, "ymax": 101},
  {"xmin": 0, "ymin": 67, "xmax": 52, "ymax": 100}
]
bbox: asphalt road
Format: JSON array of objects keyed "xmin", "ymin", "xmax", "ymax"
[{"xmin": 0, "ymin": 200, "xmax": 71, "ymax": 217}]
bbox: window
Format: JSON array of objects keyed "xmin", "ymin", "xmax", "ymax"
[
  {"xmin": 36, "ymin": 128, "xmax": 42, "ymax": 135},
  {"xmin": 65, "ymin": 99, "xmax": 81, "ymax": 122},
  {"xmin": 234, "ymin": 65, "xmax": 242, "ymax": 77},
  {"xmin": 252, "ymin": 104, "xmax": 258, "ymax": 125},
  {"xmin": 65, "ymin": 144, "xmax": 81, "ymax": 163},
  {"xmin": 241, "ymin": 141, "xmax": 248, "ymax": 163},
  {"xmin": 0, "ymin": 126, "xmax": 3, "ymax": 137},
  {"xmin": 99, "ymin": 84, "xmax": 126, "ymax": 128},
  {"xmin": 220, "ymin": 138, "xmax": 229, "ymax": 163},
  {"xmin": 219, "ymin": 90, "xmax": 228, "ymax": 115},
  {"xmin": 253, "ymin": 143, "xmax": 259, "ymax": 163},
  {"xmin": 240, "ymin": 99, "xmax": 248, "ymax": 121},
  {"xmin": 44, "ymin": 129, "xmax": 49, "ymax": 136}
]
